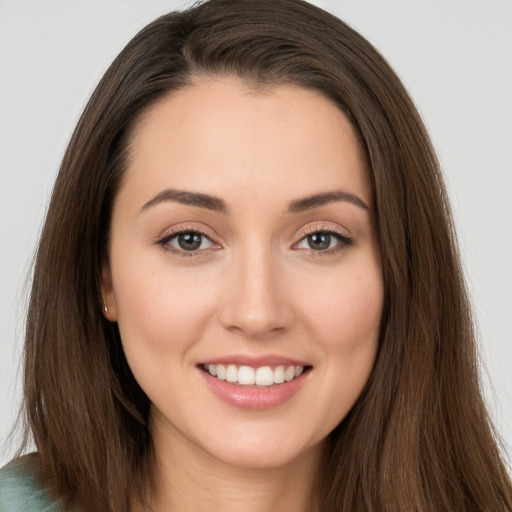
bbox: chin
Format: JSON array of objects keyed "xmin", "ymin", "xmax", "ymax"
[{"xmin": 198, "ymin": 427, "xmax": 324, "ymax": 471}]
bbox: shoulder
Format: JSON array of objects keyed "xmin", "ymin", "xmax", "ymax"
[{"xmin": 0, "ymin": 456, "xmax": 65, "ymax": 512}]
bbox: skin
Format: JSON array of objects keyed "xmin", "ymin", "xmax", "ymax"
[{"xmin": 103, "ymin": 77, "xmax": 384, "ymax": 512}]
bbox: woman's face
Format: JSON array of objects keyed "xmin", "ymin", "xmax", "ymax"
[{"xmin": 103, "ymin": 77, "xmax": 383, "ymax": 470}]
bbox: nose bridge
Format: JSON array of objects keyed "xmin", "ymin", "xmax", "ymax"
[{"xmin": 219, "ymin": 241, "xmax": 291, "ymax": 337}]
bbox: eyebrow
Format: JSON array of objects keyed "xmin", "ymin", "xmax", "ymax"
[
  {"xmin": 288, "ymin": 190, "xmax": 370, "ymax": 212},
  {"xmin": 140, "ymin": 188, "xmax": 370, "ymax": 215},
  {"xmin": 140, "ymin": 189, "xmax": 228, "ymax": 213}
]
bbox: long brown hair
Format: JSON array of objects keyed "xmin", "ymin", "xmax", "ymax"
[{"xmin": 20, "ymin": 0, "xmax": 511, "ymax": 510}]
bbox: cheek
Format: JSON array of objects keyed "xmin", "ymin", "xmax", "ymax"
[
  {"xmin": 301, "ymin": 265, "xmax": 383, "ymax": 351},
  {"xmin": 284, "ymin": 262, "xmax": 383, "ymax": 439},
  {"xmin": 111, "ymin": 251, "xmax": 220, "ymax": 357},
  {"xmin": 111, "ymin": 262, "xmax": 222, "ymax": 405},
  {"xmin": 308, "ymin": 268, "xmax": 383, "ymax": 414}
]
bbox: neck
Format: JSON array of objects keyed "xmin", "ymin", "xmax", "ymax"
[{"xmin": 134, "ymin": 421, "xmax": 323, "ymax": 512}]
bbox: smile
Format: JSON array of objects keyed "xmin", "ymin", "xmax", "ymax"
[
  {"xmin": 203, "ymin": 363, "xmax": 305, "ymax": 387},
  {"xmin": 198, "ymin": 359, "xmax": 312, "ymax": 410}
]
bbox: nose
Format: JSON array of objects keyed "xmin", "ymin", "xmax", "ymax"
[{"xmin": 218, "ymin": 247, "xmax": 293, "ymax": 339}]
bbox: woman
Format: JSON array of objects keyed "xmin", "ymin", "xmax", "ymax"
[{"xmin": 1, "ymin": 0, "xmax": 510, "ymax": 510}]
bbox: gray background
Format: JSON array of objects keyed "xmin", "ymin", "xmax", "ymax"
[{"xmin": 1, "ymin": 0, "xmax": 511, "ymax": 467}]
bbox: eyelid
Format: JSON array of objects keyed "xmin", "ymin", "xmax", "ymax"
[
  {"xmin": 292, "ymin": 223, "xmax": 353, "ymax": 253},
  {"xmin": 155, "ymin": 223, "xmax": 222, "ymax": 256},
  {"xmin": 154, "ymin": 221, "xmax": 352, "ymax": 257},
  {"xmin": 299, "ymin": 222, "xmax": 349, "ymax": 236}
]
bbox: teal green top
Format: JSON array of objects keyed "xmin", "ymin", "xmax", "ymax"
[{"xmin": 0, "ymin": 458, "xmax": 64, "ymax": 511}]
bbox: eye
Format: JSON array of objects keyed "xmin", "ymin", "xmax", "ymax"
[
  {"xmin": 159, "ymin": 230, "xmax": 215, "ymax": 253},
  {"xmin": 296, "ymin": 232, "xmax": 338, "ymax": 251},
  {"xmin": 295, "ymin": 229, "xmax": 352, "ymax": 252}
]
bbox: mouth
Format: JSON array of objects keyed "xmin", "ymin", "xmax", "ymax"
[
  {"xmin": 197, "ymin": 359, "xmax": 313, "ymax": 410},
  {"xmin": 200, "ymin": 363, "xmax": 311, "ymax": 387}
]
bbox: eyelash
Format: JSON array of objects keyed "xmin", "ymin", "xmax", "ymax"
[
  {"xmin": 156, "ymin": 225, "xmax": 218, "ymax": 258},
  {"xmin": 295, "ymin": 225, "xmax": 353, "ymax": 256},
  {"xmin": 156, "ymin": 225, "xmax": 353, "ymax": 258}
]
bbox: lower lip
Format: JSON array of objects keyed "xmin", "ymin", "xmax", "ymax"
[{"xmin": 199, "ymin": 368, "xmax": 309, "ymax": 411}]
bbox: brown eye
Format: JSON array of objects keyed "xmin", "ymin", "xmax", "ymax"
[
  {"xmin": 160, "ymin": 231, "xmax": 214, "ymax": 252},
  {"xmin": 297, "ymin": 232, "xmax": 338, "ymax": 251},
  {"xmin": 295, "ymin": 230, "xmax": 352, "ymax": 253},
  {"xmin": 306, "ymin": 233, "xmax": 331, "ymax": 250},
  {"xmin": 177, "ymin": 232, "xmax": 203, "ymax": 251}
]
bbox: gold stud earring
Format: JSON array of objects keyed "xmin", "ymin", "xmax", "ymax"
[{"xmin": 101, "ymin": 289, "xmax": 111, "ymax": 321}]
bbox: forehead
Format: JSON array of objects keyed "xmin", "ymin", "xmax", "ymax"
[{"xmin": 120, "ymin": 77, "xmax": 371, "ymax": 210}]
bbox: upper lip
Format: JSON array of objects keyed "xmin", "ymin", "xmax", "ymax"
[{"xmin": 199, "ymin": 354, "xmax": 311, "ymax": 368}]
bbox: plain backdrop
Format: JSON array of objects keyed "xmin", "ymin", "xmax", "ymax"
[{"xmin": 1, "ymin": 0, "xmax": 511, "ymax": 468}]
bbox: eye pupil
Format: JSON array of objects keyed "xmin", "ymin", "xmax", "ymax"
[
  {"xmin": 308, "ymin": 233, "xmax": 331, "ymax": 250},
  {"xmin": 178, "ymin": 232, "xmax": 202, "ymax": 250}
]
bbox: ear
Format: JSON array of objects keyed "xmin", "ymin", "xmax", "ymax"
[{"xmin": 101, "ymin": 263, "xmax": 118, "ymax": 322}]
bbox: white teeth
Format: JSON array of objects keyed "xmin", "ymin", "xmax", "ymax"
[
  {"xmin": 238, "ymin": 366, "xmax": 255, "ymax": 385},
  {"xmin": 216, "ymin": 364, "xmax": 226, "ymax": 380},
  {"xmin": 226, "ymin": 364, "xmax": 238, "ymax": 383},
  {"xmin": 274, "ymin": 365, "xmax": 285, "ymax": 384},
  {"xmin": 284, "ymin": 365, "xmax": 295, "ymax": 382},
  {"xmin": 255, "ymin": 366, "xmax": 274, "ymax": 386},
  {"xmin": 203, "ymin": 363, "xmax": 306, "ymax": 386}
]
